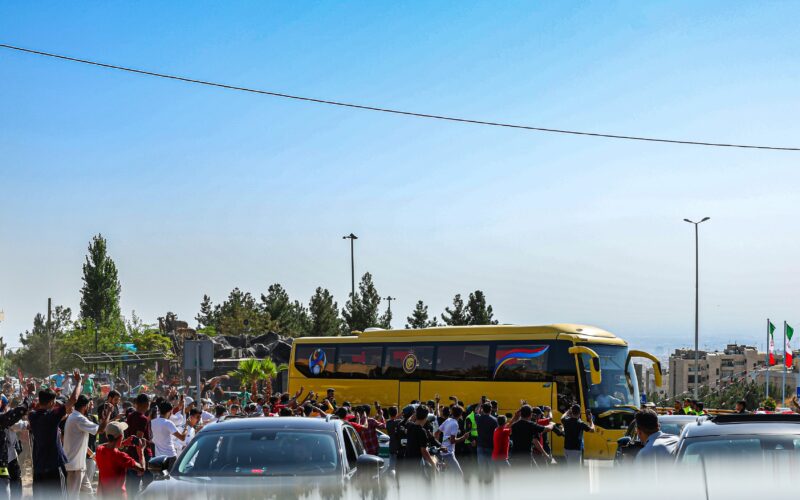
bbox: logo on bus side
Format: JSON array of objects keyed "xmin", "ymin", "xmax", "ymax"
[
  {"xmin": 402, "ymin": 353, "xmax": 419, "ymax": 374},
  {"xmin": 309, "ymin": 348, "xmax": 327, "ymax": 375}
]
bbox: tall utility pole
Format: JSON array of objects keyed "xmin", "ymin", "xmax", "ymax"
[
  {"xmin": 384, "ymin": 296, "xmax": 396, "ymax": 314},
  {"xmin": 342, "ymin": 233, "xmax": 358, "ymax": 301},
  {"xmin": 47, "ymin": 298, "xmax": 52, "ymax": 376},
  {"xmin": 684, "ymin": 217, "xmax": 710, "ymax": 399}
]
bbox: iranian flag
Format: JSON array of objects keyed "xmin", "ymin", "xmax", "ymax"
[
  {"xmin": 768, "ymin": 321, "xmax": 776, "ymax": 366},
  {"xmin": 786, "ymin": 323, "xmax": 794, "ymax": 368}
]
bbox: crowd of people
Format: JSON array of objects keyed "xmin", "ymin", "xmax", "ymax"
[{"xmin": 4, "ymin": 368, "xmax": 798, "ymax": 499}]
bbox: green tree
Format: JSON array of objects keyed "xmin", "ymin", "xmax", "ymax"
[
  {"xmin": 228, "ymin": 358, "xmax": 264, "ymax": 392},
  {"xmin": 341, "ymin": 273, "xmax": 383, "ymax": 333},
  {"xmin": 11, "ymin": 305, "xmax": 72, "ymax": 376},
  {"xmin": 195, "ymin": 294, "xmax": 216, "ymax": 328},
  {"xmin": 259, "ymin": 358, "xmax": 288, "ymax": 398},
  {"xmin": 378, "ymin": 306, "xmax": 392, "ymax": 329},
  {"xmin": 405, "ymin": 300, "xmax": 439, "ymax": 329},
  {"xmin": 465, "ymin": 290, "xmax": 498, "ymax": 325},
  {"xmin": 441, "ymin": 294, "xmax": 468, "ymax": 326},
  {"xmin": 260, "ymin": 284, "xmax": 310, "ymax": 337},
  {"xmin": 79, "ymin": 234, "xmax": 122, "ymax": 327},
  {"xmin": 308, "ymin": 288, "xmax": 341, "ymax": 337},
  {"xmin": 214, "ymin": 288, "xmax": 275, "ymax": 336}
]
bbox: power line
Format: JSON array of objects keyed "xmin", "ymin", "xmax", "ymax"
[{"xmin": 2, "ymin": 42, "xmax": 798, "ymax": 152}]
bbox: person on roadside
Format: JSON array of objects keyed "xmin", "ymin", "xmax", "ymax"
[
  {"xmin": 475, "ymin": 402, "xmax": 497, "ymax": 470},
  {"xmin": 0, "ymin": 382, "xmax": 34, "ymax": 500},
  {"xmin": 634, "ymin": 409, "xmax": 678, "ymax": 464},
  {"xmin": 438, "ymin": 405, "xmax": 465, "ymax": 476},
  {"xmin": 150, "ymin": 402, "xmax": 188, "ymax": 465},
  {"xmin": 400, "ymin": 405, "xmax": 438, "ymax": 475},
  {"xmin": 510, "ymin": 404, "xmax": 555, "ymax": 468},
  {"xmin": 491, "ymin": 415, "xmax": 512, "ymax": 467},
  {"xmin": 63, "ymin": 395, "xmax": 111, "ymax": 497},
  {"xmin": 29, "ymin": 369, "xmax": 82, "ymax": 497},
  {"xmin": 734, "ymin": 400, "xmax": 749, "ymax": 414},
  {"xmin": 124, "ymin": 394, "xmax": 152, "ymax": 495},
  {"xmin": 95, "ymin": 422, "xmax": 146, "ymax": 499},
  {"xmin": 97, "ymin": 390, "xmax": 122, "ymax": 444},
  {"xmin": 560, "ymin": 404, "xmax": 594, "ymax": 466},
  {"xmin": 351, "ymin": 403, "xmax": 385, "ymax": 456}
]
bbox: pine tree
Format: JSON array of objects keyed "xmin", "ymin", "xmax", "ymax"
[
  {"xmin": 79, "ymin": 234, "xmax": 121, "ymax": 326},
  {"xmin": 195, "ymin": 294, "xmax": 216, "ymax": 327},
  {"xmin": 406, "ymin": 300, "xmax": 438, "ymax": 328},
  {"xmin": 341, "ymin": 273, "xmax": 382, "ymax": 333},
  {"xmin": 441, "ymin": 294, "xmax": 468, "ymax": 326},
  {"xmin": 378, "ymin": 306, "xmax": 393, "ymax": 329},
  {"xmin": 260, "ymin": 284, "xmax": 309, "ymax": 337},
  {"xmin": 215, "ymin": 288, "xmax": 275, "ymax": 336},
  {"xmin": 465, "ymin": 290, "xmax": 498, "ymax": 325},
  {"xmin": 308, "ymin": 287, "xmax": 341, "ymax": 337}
]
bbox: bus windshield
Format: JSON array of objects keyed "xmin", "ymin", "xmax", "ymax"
[{"xmin": 582, "ymin": 345, "xmax": 640, "ymax": 412}]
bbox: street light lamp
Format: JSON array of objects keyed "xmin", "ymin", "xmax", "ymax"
[
  {"xmin": 684, "ymin": 217, "xmax": 711, "ymax": 399},
  {"xmin": 342, "ymin": 234, "xmax": 358, "ymax": 301}
]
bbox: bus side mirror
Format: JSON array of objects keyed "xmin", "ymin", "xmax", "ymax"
[
  {"xmin": 568, "ymin": 346, "xmax": 602, "ymax": 386},
  {"xmin": 628, "ymin": 350, "xmax": 663, "ymax": 387}
]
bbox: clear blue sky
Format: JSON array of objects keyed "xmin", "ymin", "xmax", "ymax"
[{"xmin": 1, "ymin": 2, "xmax": 798, "ymax": 351}]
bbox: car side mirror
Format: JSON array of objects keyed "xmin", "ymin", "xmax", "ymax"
[
  {"xmin": 355, "ymin": 454, "xmax": 384, "ymax": 475},
  {"xmin": 148, "ymin": 456, "xmax": 172, "ymax": 477}
]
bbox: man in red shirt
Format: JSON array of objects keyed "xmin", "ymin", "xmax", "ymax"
[
  {"xmin": 124, "ymin": 394, "xmax": 152, "ymax": 495},
  {"xmin": 352, "ymin": 403, "xmax": 385, "ymax": 456},
  {"xmin": 492, "ymin": 415, "xmax": 512, "ymax": 465},
  {"xmin": 96, "ymin": 421, "xmax": 146, "ymax": 498}
]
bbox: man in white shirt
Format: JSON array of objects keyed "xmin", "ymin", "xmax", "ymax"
[
  {"xmin": 6, "ymin": 418, "xmax": 27, "ymax": 498},
  {"xmin": 437, "ymin": 405, "xmax": 465, "ymax": 476},
  {"xmin": 63, "ymin": 395, "xmax": 110, "ymax": 497},
  {"xmin": 151, "ymin": 402, "xmax": 187, "ymax": 459},
  {"xmin": 174, "ymin": 409, "xmax": 202, "ymax": 454}
]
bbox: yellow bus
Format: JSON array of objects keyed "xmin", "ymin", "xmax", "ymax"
[{"xmin": 287, "ymin": 324, "xmax": 662, "ymax": 459}]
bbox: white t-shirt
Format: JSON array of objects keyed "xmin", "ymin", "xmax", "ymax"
[
  {"xmin": 63, "ymin": 411, "xmax": 99, "ymax": 471},
  {"xmin": 440, "ymin": 417, "xmax": 460, "ymax": 453},
  {"xmin": 201, "ymin": 410, "xmax": 214, "ymax": 424},
  {"xmin": 6, "ymin": 421, "xmax": 27, "ymax": 462},
  {"xmin": 175, "ymin": 426, "xmax": 195, "ymax": 454},
  {"xmin": 151, "ymin": 417, "xmax": 179, "ymax": 457}
]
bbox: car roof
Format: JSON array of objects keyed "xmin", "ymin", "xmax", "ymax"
[
  {"xmin": 658, "ymin": 415, "xmax": 699, "ymax": 423},
  {"xmin": 681, "ymin": 414, "xmax": 800, "ymax": 438},
  {"xmin": 202, "ymin": 416, "xmax": 342, "ymax": 433}
]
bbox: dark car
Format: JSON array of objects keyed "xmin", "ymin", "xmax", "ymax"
[
  {"xmin": 615, "ymin": 414, "xmax": 699, "ymax": 464},
  {"xmin": 674, "ymin": 413, "xmax": 800, "ymax": 464},
  {"xmin": 142, "ymin": 416, "xmax": 383, "ymax": 498}
]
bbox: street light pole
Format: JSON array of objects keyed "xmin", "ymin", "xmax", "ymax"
[
  {"xmin": 684, "ymin": 217, "xmax": 710, "ymax": 400},
  {"xmin": 384, "ymin": 296, "xmax": 396, "ymax": 314},
  {"xmin": 342, "ymin": 234, "xmax": 358, "ymax": 301}
]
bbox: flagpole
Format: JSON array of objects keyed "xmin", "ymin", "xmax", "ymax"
[
  {"xmin": 766, "ymin": 318, "xmax": 770, "ymax": 399},
  {"xmin": 782, "ymin": 320, "xmax": 787, "ymax": 405}
]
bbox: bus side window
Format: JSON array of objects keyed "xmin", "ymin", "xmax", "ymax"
[
  {"xmin": 435, "ymin": 344, "xmax": 490, "ymax": 380},
  {"xmin": 384, "ymin": 346, "xmax": 434, "ymax": 379},
  {"xmin": 294, "ymin": 345, "xmax": 337, "ymax": 377},
  {"xmin": 336, "ymin": 346, "xmax": 383, "ymax": 378}
]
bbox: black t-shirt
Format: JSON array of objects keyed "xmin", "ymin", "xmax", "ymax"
[
  {"xmin": 510, "ymin": 419, "xmax": 546, "ymax": 455},
  {"xmin": 475, "ymin": 414, "xmax": 498, "ymax": 449},
  {"xmin": 561, "ymin": 416, "xmax": 591, "ymax": 451},
  {"xmin": 403, "ymin": 422, "xmax": 428, "ymax": 459},
  {"xmin": 386, "ymin": 419, "xmax": 403, "ymax": 454},
  {"xmin": 28, "ymin": 405, "xmax": 68, "ymax": 473}
]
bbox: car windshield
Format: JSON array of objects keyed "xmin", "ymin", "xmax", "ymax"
[
  {"xmin": 174, "ymin": 430, "xmax": 339, "ymax": 477},
  {"xmin": 680, "ymin": 435, "xmax": 800, "ymax": 463},
  {"xmin": 582, "ymin": 345, "xmax": 640, "ymax": 412}
]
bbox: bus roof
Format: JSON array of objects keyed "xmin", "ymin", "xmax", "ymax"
[{"xmin": 294, "ymin": 324, "xmax": 626, "ymax": 345}]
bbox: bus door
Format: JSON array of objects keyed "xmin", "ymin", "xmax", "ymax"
[{"xmin": 399, "ymin": 381, "xmax": 420, "ymax": 406}]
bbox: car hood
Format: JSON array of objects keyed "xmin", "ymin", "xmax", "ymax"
[{"xmin": 141, "ymin": 475, "xmax": 344, "ymax": 499}]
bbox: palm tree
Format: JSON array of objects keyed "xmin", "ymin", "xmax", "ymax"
[
  {"xmin": 228, "ymin": 358, "xmax": 264, "ymax": 394},
  {"xmin": 259, "ymin": 358, "xmax": 288, "ymax": 399}
]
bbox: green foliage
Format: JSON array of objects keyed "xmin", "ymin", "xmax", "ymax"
[
  {"xmin": 307, "ymin": 287, "xmax": 341, "ymax": 337},
  {"xmin": 341, "ymin": 273, "xmax": 383, "ymax": 333},
  {"xmin": 465, "ymin": 290, "xmax": 498, "ymax": 325},
  {"xmin": 227, "ymin": 358, "xmax": 287, "ymax": 391},
  {"xmin": 195, "ymin": 294, "xmax": 216, "ymax": 328},
  {"xmin": 141, "ymin": 368, "xmax": 157, "ymax": 388},
  {"xmin": 79, "ymin": 234, "xmax": 121, "ymax": 327},
  {"xmin": 214, "ymin": 288, "xmax": 277, "ymax": 336},
  {"xmin": 406, "ymin": 300, "xmax": 439, "ymax": 329},
  {"xmin": 11, "ymin": 305, "xmax": 72, "ymax": 376},
  {"xmin": 762, "ymin": 397, "xmax": 777, "ymax": 411},
  {"xmin": 378, "ymin": 305, "xmax": 393, "ymax": 329},
  {"xmin": 441, "ymin": 294, "xmax": 468, "ymax": 326},
  {"xmin": 260, "ymin": 284, "xmax": 310, "ymax": 338}
]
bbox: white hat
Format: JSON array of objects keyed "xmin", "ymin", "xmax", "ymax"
[
  {"xmin": 184, "ymin": 397, "xmax": 194, "ymax": 406},
  {"xmin": 106, "ymin": 421, "xmax": 128, "ymax": 439}
]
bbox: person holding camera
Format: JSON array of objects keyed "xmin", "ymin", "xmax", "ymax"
[
  {"xmin": 63, "ymin": 394, "xmax": 111, "ymax": 497},
  {"xmin": 560, "ymin": 404, "xmax": 594, "ymax": 466},
  {"xmin": 95, "ymin": 422, "xmax": 146, "ymax": 498}
]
